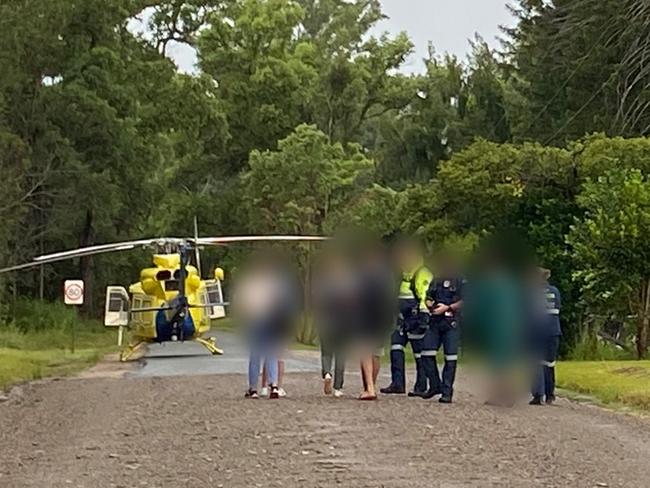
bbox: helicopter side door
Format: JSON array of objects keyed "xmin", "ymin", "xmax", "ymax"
[
  {"xmin": 104, "ymin": 286, "xmax": 130, "ymax": 327},
  {"xmin": 204, "ymin": 280, "xmax": 226, "ymax": 319}
]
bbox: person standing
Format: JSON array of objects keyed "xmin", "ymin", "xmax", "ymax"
[
  {"xmin": 421, "ymin": 256, "xmax": 464, "ymax": 403},
  {"xmin": 380, "ymin": 238, "xmax": 432, "ymax": 396},
  {"xmin": 357, "ymin": 240, "xmax": 396, "ymax": 400},
  {"xmin": 530, "ymin": 268, "xmax": 562, "ymax": 405},
  {"xmin": 463, "ymin": 237, "xmax": 527, "ymax": 408},
  {"xmin": 233, "ymin": 251, "xmax": 299, "ymax": 399},
  {"xmin": 313, "ymin": 249, "xmax": 359, "ymax": 398}
]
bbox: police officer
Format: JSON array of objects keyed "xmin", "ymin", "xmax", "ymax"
[
  {"xmin": 530, "ymin": 268, "xmax": 562, "ymax": 405},
  {"xmin": 421, "ymin": 259, "xmax": 464, "ymax": 403},
  {"xmin": 380, "ymin": 238, "xmax": 432, "ymax": 395}
]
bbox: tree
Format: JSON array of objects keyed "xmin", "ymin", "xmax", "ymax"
[
  {"xmin": 197, "ymin": 0, "xmax": 414, "ymax": 169},
  {"xmin": 366, "ymin": 53, "xmax": 463, "ymax": 186},
  {"xmin": 0, "ymin": 0, "xmax": 229, "ymax": 313},
  {"xmin": 568, "ymin": 169, "xmax": 650, "ymax": 359},
  {"xmin": 461, "ymin": 38, "xmax": 511, "ymax": 144},
  {"xmin": 505, "ymin": 0, "xmax": 650, "ymax": 144},
  {"xmin": 243, "ymin": 124, "xmax": 373, "ymax": 235}
]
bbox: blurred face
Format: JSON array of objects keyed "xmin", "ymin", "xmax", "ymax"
[{"xmin": 396, "ymin": 243, "xmax": 421, "ymax": 271}]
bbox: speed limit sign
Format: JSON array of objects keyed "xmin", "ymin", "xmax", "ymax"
[{"xmin": 64, "ymin": 280, "xmax": 84, "ymax": 305}]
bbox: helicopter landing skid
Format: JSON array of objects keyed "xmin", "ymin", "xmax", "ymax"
[
  {"xmin": 119, "ymin": 341, "xmax": 148, "ymax": 362},
  {"xmin": 195, "ymin": 336, "xmax": 224, "ymax": 356}
]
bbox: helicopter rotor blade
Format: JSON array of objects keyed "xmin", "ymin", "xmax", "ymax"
[
  {"xmin": 196, "ymin": 235, "xmax": 328, "ymax": 246},
  {"xmin": 0, "ymin": 235, "xmax": 329, "ymax": 275},
  {"xmin": 0, "ymin": 238, "xmax": 189, "ymax": 275}
]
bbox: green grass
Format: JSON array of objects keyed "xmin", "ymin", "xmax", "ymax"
[
  {"xmin": 211, "ymin": 317, "xmax": 236, "ymax": 332},
  {"xmin": 557, "ymin": 361, "xmax": 650, "ymax": 411},
  {"xmin": 0, "ymin": 300, "xmax": 118, "ymax": 391},
  {"xmin": 0, "ymin": 347, "xmax": 106, "ymax": 390},
  {"xmin": 0, "ymin": 326, "xmax": 117, "ymax": 390}
]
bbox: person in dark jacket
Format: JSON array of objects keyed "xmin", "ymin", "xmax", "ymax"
[
  {"xmin": 530, "ymin": 268, "xmax": 562, "ymax": 405},
  {"xmin": 422, "ymin": 255, "xmax": 464, "ymax": 403},
  {"xmin": 313, "ymin": 249, "xmax": 360, "ymax": 398}
]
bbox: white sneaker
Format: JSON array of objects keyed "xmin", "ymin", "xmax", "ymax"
[
  {"xmin": 259, "ymin": 387, "xmax": 269, "ymax": 397},
  {"xmin": 323, "ymin": 373, "xmax": 333, "ymax": 395},
  {"xmin": 277, "ymin": 387, "xmax": 287, "ymax": 398},
  {"xmin": 333, "ymin": 389, "xmax": 344, "ymax": 398}
]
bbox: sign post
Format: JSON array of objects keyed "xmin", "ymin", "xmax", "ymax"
[{"xmin": 64, "ymin": 280, "xmax": 84, "ymax": 354}]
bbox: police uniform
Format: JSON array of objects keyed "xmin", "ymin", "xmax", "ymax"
[
  {"xmin": 422, "ymin": 277, "xmax": 464, "ymax": 402},
  {"xmin": 381, "ymin": 264, "xmax": 432, "ymax": 394},
  {"xmin": 531, "ymin": 283, "xmax": 562, "ymax": 404}
]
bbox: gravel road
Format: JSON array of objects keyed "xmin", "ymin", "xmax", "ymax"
[{"xmin": 1, "ymin": 339, "xmax": 649, "ymax": 488}]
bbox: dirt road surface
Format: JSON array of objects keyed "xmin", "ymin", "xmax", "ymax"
[{"xmin": 1, "ymin": 333, "xmax": 649, "ymax": 488}]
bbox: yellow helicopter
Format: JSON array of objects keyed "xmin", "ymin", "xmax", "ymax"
[{"xmin": 0, "ymin": 235, "xmax": 326, "ymax": 361}]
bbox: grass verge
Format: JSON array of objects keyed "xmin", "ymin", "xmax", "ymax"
[
  {"xmin": 0, "ymin": 301, "xmax": 118, "ymax": 391},
  {"xmin": 0, "ymin": 347, "xmax": 107, "ymax": 390},
  {"xmin": 557, "ymin": 361, "xmax": 650, "ymax": 411}
]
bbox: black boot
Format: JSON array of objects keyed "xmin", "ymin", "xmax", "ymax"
[
  {"xmin": 545, "ymin": 395, "xmax": 556, "ymax": 405},
  {"xmin": 380, "ymin": 384, "xmax": 405, "ymax": 394},
  {"xmin": 529, "ymin": 395, "xmax": 543, "ymax": 405},
  {"xmin": 421, "ymin": 387, "xmax": 442, "ymax": 400},
  {"xmin": 421, "ymin": 356, "xmax": 442, "ymax": 400},
  {"xmin": 408, "ymin": 390, "xmax": 426, "ymax": 398},
  {"xmin": 438, "ymin": 395, "xmax": 453, "ymax": 404}
]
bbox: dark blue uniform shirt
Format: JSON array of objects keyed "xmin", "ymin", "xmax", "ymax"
[
  {"xmin": 426, "ymin": 277, "xmax": 464, "ymax": 322},
  {"xmin": 543, "ymin": 284, "xmax": 562, "ymax": 337}
]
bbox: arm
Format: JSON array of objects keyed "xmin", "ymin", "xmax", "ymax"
[{"xmin": 417, "ymin": 268, "xmax": 434, "ymax": 311}]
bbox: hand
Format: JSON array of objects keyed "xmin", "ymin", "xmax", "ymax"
[{"xmin": 433, "ymin": 304, "xmax": 450, "ymax": 315}]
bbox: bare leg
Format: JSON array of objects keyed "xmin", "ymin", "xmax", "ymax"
[
  {"xmin": 359, "ymin": 355, "xmax": 377, "ymax": 400},
  {"xmin": 372, "ymin": 355, "xmax": 381, "ymax": 384}
]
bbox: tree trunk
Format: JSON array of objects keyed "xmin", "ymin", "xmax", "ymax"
[
  {"xmin": 299, "ymin": 243, "xmax": 313, "ymax": 344},
  {"xmin": 79, "ymin": 210, "xmax": 94, "ymax": 317},
  {"xmin": 636, "ymin": 278, "xmax": 650, "ymax": 359},
  {"xmin": 637, "ymin": 316, "xmax": 648, "ymax": 360}
]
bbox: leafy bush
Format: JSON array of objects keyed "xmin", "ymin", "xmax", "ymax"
[
  {"xmin": 0, "ymin": 299, "xmax": 112, "ymax": 351},
  {"xmin": 569, "ymin": 329, "xmax": 633, "ymax": 361},
  {"xmin": 9, "ymin": 299, "xmax": 79, "ymax": 332}
]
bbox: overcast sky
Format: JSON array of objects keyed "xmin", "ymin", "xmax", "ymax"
[
  {"xmin": 377, "ymin": 0, "xmax": 515, "ymax": 72},
  {"xmin": 162, "ymin": 0, "xmax": 515, "ymax": 74}
]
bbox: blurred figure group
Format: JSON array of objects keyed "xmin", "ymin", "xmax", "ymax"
[
  {"xmin": 462, "ymin": 234, "xmax": 562, "ymax": 407},
  {"xmin": 232, "ymin": 231, "xmax": 562, "ymax": 408},
  {"xmin": 380, "ymin": 239, "xmax": 464, "ymax": 403}
]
